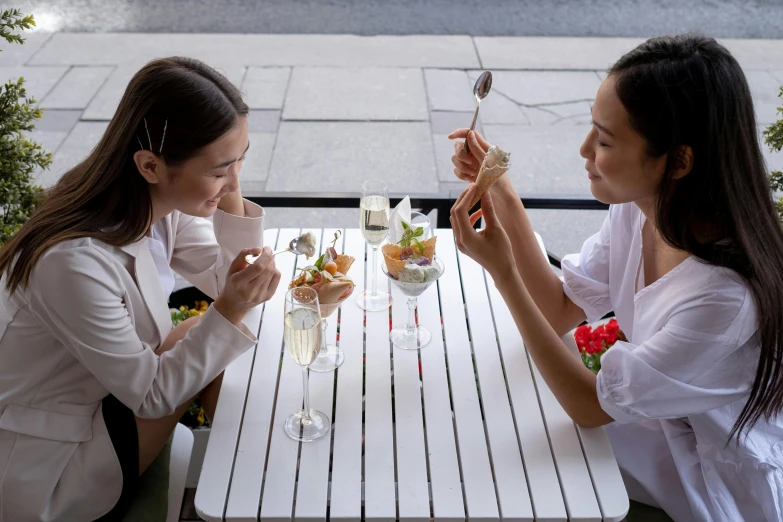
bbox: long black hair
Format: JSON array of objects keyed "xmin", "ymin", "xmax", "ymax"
[
  {"xmin": 610, "ymin": 34, "xmax": 783, "ymax": 440},
  {"xmin": 0, "ymin": 57, "xmax": 249, "ymax": 294}
]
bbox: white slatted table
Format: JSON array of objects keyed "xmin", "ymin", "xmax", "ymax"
[{"xmin": 195, "ymin": 228, "xmax": 629, "ymax": 522}]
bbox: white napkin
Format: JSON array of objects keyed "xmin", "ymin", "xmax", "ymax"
[{"xmin": 388, "ymin": 196, "xmax": 412, "ymax": 244}]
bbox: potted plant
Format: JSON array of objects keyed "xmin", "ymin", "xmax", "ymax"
[{"xmin": 0, "ymin": 9, "xmax": 49, "ymax": 246}]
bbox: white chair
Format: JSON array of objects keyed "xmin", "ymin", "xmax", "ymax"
[{"xmin": 167, "ymin": 423, "xmax": 194, "ymax": 522}]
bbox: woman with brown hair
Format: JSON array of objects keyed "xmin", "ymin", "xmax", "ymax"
[{"xmin": 0, "ymin": 56, "xmax": 281, "ymax": 521}]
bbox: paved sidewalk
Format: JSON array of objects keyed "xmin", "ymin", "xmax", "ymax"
[{"xmin": 4, "ymin": 33, "xmax": 783, "ymax": 256}]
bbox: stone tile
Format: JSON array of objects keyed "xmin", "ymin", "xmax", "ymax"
[
  {"xmin": 0, "ymin": 66, "xmax": 68, "ymax": 102},
  {"xmin": 38, "ymin": 121, "xmax": 109, "ymax": 187},
  {"xmin": 247, "ymin": 110, "xmax": 281, "ymax": 133},
  {"xmin": 471, "ymin": 70, "xmax": 601, "ymax": 106},
  {"xmin": 283, "ymin": 67, "xmax": 427, "ymax": 121},
  {"xmin": 474, "ymin": 37, "xmax": 644, "ymax": 70},
  {"xmin": 220, "ymin": 66, "xmax": 247, "ymax": 89},
  {"xmin": 433, "ymin": 134, "xmax": 460, "ymax": 182},
  {"xmin": 540, "ymin": 101, "xmax": 593, "ymax": 125},
  {"xmin": 27, "ymin": 130, "xmax": 68, "ymax": 155},
  {"xmin": 0, "ymin": 32, "xmax": 53, "ymax": 66},
  {"xmin": 747, "ymin": 70, "xmax": 783, "ymax": 125},
  {"xmin": 267, "ymin": 122, "xmax": 437, "ymax": 192},
  {"xmin": 482, "ymin": 125, "xmax": 591, "ymax": 195},
  {"xmin": 527, "ymin": 209, "xmax": 608, "ymax": 259},
  {"xmin": 723, "ymin": 39, "xmax": 783, "ymax": 71},
  {"xmin": 475, "ymin": 92, "xmax": 530, "ymax": 125},
  {"xmin": 430, "ymin": 111, "xmax": 480, "ymax": 135},
  {"xmin": 762, "ymin": 126, "xmax": 783, "ymax": 174},
  {"xmin": 41, "ymin": 66, "xmax": 113, "ymax": 109},
  {"xmin": 440, "ymin": 180, "xmax": 469, "ymax": 197},
  {"xmin": 242, "ymin": 67, "xmax": 290, "ymax": 109},
  {"xmin": 36, "ymin": 109, "xmax": 82, "ymax": 132},
  {"xmin": 81, "ymin": 64, "xmax": 243, "ymax": 121},
  {"xmin": 424, "ymin": 69, "xmax": 475, "ymax": 112},
  {"xmin": 263, "ymin": 208, "xmax": 361, "ymax": 231},
  {"xmin": 769, "ymin": 70, "xmax": 783, "ymax": 86},
  {"xmin": 240, "ymin": 132, "xmax": 276, "ymax": 195},
  {"xmin": 82, "ymin": 66, "xmax": 135, "ymax": 120},
  {"xmin": 30, "ymin": 34, "xmax": 480, "ymax": 68},
  {"xmin": 518, "ymin": 106, "xmax": 560, "ymax": 125}
]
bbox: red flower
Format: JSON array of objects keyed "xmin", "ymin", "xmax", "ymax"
[{"xmin": 574, "ymin": 319, "xmax": 625, "ymax": 356}]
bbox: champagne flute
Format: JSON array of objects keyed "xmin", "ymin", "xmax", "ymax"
[
  {"xmin": 357, "ymin": 180, "xmax": 392, "ymax": 311},
  {"xmin": 283, "ymin": 287, "xmax": 330, "ymax": 442}
]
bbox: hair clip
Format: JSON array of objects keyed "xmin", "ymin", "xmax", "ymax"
[{"xmin": 159, "ymin": 119, "xmax": 167, "ymax": 153}]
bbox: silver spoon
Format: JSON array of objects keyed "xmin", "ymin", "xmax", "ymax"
[
  {"xmin": 462, "ymin": 71, "xmax": 493, "ymax": 154},
  {"xmin": 245, "ymin": 235, "xmax": 313, "ymax": 264}
]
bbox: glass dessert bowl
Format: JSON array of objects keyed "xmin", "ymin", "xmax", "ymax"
[{"xmin": 381, "ymin": 254, "xmax": 444, "ymax": 350}]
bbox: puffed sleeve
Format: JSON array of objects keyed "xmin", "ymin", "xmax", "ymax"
[
  {"xmin": 561, "ymin": 206, "xmax": 614, "ymax": 322},
  {"xmin": 27, "ymin": 245, "xmax": 257, "ymax": 418},
  {"xmin": 596, "ymin": 286, "xmax": 759, "ymax": 423},
  {"xmin": 169, "ymin": 200, "xmax": 265, "ymax": 299}
]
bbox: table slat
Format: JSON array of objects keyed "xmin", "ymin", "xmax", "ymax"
[
  {"xmin": 364, "ymin": 247, "xmax": 397, "ymax": 522},
  {"xmin": 329, "ymin": 230, "xmax": 367, "ymax": 522},
  {"xmin": 457, "ymin": 251, "xmax": 534, "ymax": 522},
  {"xmin": 415, "ymin": 278, "xmax": 466, "ymax": 522},
  {"xmin": 390, "ymin": 284, "xmax": 430, "ymax": 522},
  {"xmin": 484, "ymin": 272, "xmax": 568, "ymax": 522},
  {"xmin": 575, "ymin": 426, "xmax": 629, "ymax": 522},
  {"xmin": 435, "ymin": 230, "xmax": 499, "ymax": 522},
  {"xmin": 195, "ymin": 228, "xmax": 279, "ymax": 522},
  {"xmin": 527, "ymin": 233, "xmax": 602, "ymax": 522},
  {"xmin": 295, "ymin": 229, "xmax": 341, "ymax": 522},
  {"xmin": 224, "ymin": 228, "xmax": 300, "ymax": 521},
  {"xmin": 260, "ymin": 229, "xmax": 324, "ymax": 522}
]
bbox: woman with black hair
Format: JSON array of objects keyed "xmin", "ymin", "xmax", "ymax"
[{"xmin": 450, "ymin": 34, "xmax": 783, "ymax": 521}]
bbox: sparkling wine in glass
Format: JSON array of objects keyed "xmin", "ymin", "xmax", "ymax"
[
  {"xmin": 283, "ymin": 287, "xmax": 330, "ymax": 442},
  {"xmin": 357, "ymin": 180, "xmax": 392, "ymax": 311}
]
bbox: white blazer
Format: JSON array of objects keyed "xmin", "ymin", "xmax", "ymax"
[{"xmin": 0, "ymin": 200, "xmax": 265, "ymax": 522}]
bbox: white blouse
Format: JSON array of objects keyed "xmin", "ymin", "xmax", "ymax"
[{"xmin": 561, "ymin": 202, "xmax": 783, "ymax": 522}]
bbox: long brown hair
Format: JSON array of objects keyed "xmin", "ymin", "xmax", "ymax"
[
  {"xmin": 0, "ymin": 56, "xmax": 249, "ymax": 294},
  {"xmin": 610, "ymin": 34, "xmax": 783, "ymax": 440}
]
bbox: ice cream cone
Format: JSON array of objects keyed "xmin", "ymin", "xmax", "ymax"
[{"xmin": 469, "ymin": 145, "xmax": 511, "ymax": 208}]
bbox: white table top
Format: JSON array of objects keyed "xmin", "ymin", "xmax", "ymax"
[{"xmin": 195, "ymin": 228, "xmax": 629, "ymax": 522}]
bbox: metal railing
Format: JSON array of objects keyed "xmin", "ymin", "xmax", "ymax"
[{"xmin": 246, "ymin": 192, "xmax": 609, "ymax": 269}]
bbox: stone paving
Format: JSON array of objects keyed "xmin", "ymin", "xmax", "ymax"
[{"xmin": 4, "ymin": 32, "xmax": 783, "ymax": 256}]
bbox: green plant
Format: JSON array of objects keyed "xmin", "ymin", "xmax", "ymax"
[
  {"xmin": 765, "ymin": 87, "xmax": 783, "ymax": 219},
  {"xmin": 0, "ymin": 9, "xmax": 49, "ymax": 246},
  {"xmin": 398, "ymin": 220, "xmax": 425, "ymax": 255}
]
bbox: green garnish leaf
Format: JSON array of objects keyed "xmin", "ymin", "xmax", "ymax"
[
  {"xmin": 314, "ymin": 254, "xmax": 326, "ymax": 270},
  {"xmin": 413, "ymin": 238, "xmax": 424, "ymax": 255},
  {"xmin": 413, "ymin": 227, "xmax": 424, "ymax": 238}
]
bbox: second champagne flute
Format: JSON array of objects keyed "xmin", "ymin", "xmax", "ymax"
[
  {"xmin": 357, "ymin": 180, "xmax": 391, "ymax": 311},
  {"xmin": 283, "ymin": 287, "xmax": 330, "ymax": 442}
]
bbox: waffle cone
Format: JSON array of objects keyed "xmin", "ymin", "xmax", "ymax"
[
  {"xmin": 334, "ymin": 254, "xmax": 354, "ymax": 275},
  {"xmin": 318, "ymin": 280, "xmax": 354, "ymax": 305},
  {"xmin": 470, "ymin": 164, "xmax": 509, "ymax": 208},
  {"xmin": 420, "ymin": 236, "xmax": 437, "ymax": 262},
  {"xmin": 382, "ymin": 244, "xmax": 406, "ymax": 278},
  {"xmin": 319, "ymin": 284, "xmax": 354, "ymax": 317}
]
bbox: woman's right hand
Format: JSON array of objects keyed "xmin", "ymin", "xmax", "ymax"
[
  {"xmin": 448, "ymin": 128, "xmax": 492, "ymax": 183},
  {"xmin": 214, "ymin": 247, "xmax": 281, "ymax": 326},
  {"xmin": 449, "ymin": 128, "xmax": 514, "ymax": 195}
]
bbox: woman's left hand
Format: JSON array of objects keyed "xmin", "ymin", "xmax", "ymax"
[
  {"xmin": 217, "ymin": 188, "xmax": 245, "ymax": 216},
  {"xmin": 450, "ymin": 184, "xmax": 516, "ymax": 278}
]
